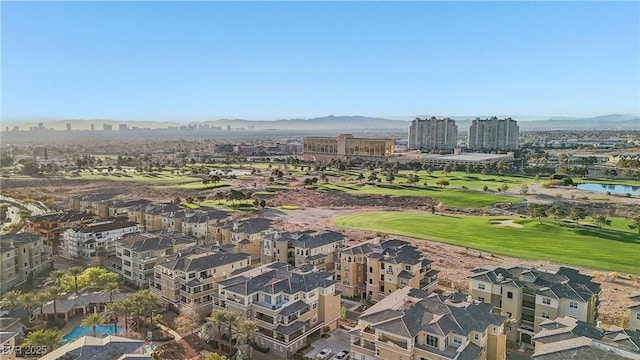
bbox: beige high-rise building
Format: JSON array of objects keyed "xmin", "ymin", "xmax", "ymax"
[
  {"xmin": 350, "ymin": 287, "xmax": 507, "ymax": 360},
  {"xmin": 408, "ymin": 116, "xmax": 458, "ymax": 151},
  {"xmin": 468, "ymin": 117, "xmax": 519, "ymax": 151},
  {"xmin": 212, "ymin": 262, "xmax": 340, "ymax": 358},
  {"xmin": 337, "ymin": 239, "xmax": 439, "ymax": 301},
  {"xmin": 303, "ymin": 134, "xmax": 395, "ymax": 161},
  {"xmin": 0, "ymin": 233, "xmax": 53, "ymax": 293},
  {"xmin": 468, "ymin": 265, "xmax": 601, "ymax": 343}
]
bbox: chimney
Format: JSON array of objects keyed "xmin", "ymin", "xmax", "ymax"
[
  {"xmin": 466, "ymin": 294, "xmax": 473, "ymax": 303},
  {"xmin": 497, "ymin": 273, "xmax": 504, "ymax": 282}
]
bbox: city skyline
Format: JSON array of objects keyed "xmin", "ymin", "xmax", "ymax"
[{"xmin": 2, "ymin": 1, "xmax": 639, "ymax": 122}]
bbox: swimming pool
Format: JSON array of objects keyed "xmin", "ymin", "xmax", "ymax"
[{"xmin": 62, "ymin": 324, "xmax": 122, "ymax": 344}]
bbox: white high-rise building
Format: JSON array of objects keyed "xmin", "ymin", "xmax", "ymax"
[
  {"xmin": 408, "ymin": 117, "xmax": 458, "ymax": 151},
  {"xmin": 468, "ymin": 117, "xmax": 519, "ymax": 151}
]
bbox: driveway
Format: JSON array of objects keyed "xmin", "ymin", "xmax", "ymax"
[{"xmin": 305, "ymin": 328, "xmax": 351, "ymax": 359}]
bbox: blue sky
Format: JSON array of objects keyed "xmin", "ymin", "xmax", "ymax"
[{"xmin": 2, "ymin": 1, "xmax": 639, "ymax": 122}]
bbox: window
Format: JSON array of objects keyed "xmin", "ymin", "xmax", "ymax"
[
  {"xmin": 405, "ymin": 265, "xmax": 411, "ymax": 271},
  {"xmin": 375, "ymin": 348, "xmax": 380, "ymax": 356},
  {"xmin": 569, "ymin": 301, "xmax": 578, "ymax": 309},
  {"xmin": 541, "ymin": 312, "xmax": 550, "ymax": 319},
  {"xmin": 453, "ymin": 335, "xmax": 462, "ymax": 345},
  {"xmin": 369, "ymin": 279, "xmax": 373, "ymax": 284},
  {"xmin": 492, "ymin": 326, "xmax": 498, "ymax": 335},
  {"xmin": 542, "ymin": 298, "xmax": 551, "ymax": 305},
  {"xmin": 308, "ymin": 290, "xmax": 316, "ymax": 298},
  {"xmin": 636, "ymin": 313, "xmax": 640, "ymax": 320},
  {"xmin": 478, "ymin": 297, "xmax": 485, "ymax": 302},
  {"xmin": 507, "ymin": 291, "xmax": 513, "ymax": 299},
  {"xmin": 478, "ymin": 283, "xmax": 486, "ymax": 290},
  {"xmin": 474, "ymin": 333, "xmax": 480, "ymax": 340},
  {"xmin": 312, "ymin": 303, "xmax": 317, "ymax": 309},
  {"xmin": 426, "ymin": 335, "xmax": 439, "ymax": 348},
  {"xmin": 369, "ymin": 266, "xmax": 373, "ymax": 273}
]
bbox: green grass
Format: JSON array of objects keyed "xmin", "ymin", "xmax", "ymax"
[
  {"xmin": 67, "ymin": 172, "xmax": 202, "ymax": 185},
  {"xmin": 162, "ymin": 183, "xmax": 230, "ymax": 190},
  {"xmin": 315, "ymin": 183, "xmax": 521, "ymax": 208},
  {"xmin": 335, "ymin": 212, "xmax": 640, "ymax": 274},
  {"xmin": 279, "ymin": 205, "xmax": 300, "ymax": 210},
  {"xmin": 198, "ymin": 200, "xmax": 256, "ymax": 211}
]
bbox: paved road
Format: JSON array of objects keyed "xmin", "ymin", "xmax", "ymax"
[
  {"xmin": 0, "ymin": 195, "xmax": 50, "ymax": 235},
  {"xmin": 305, "ymin": 328, "xmax": 351, "ymax": 359}
]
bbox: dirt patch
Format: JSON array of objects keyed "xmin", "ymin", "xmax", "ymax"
[{"xmin": 490, "ymin": 219, "xmax": 524, "ymax": 228}]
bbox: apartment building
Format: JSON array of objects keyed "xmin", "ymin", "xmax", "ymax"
[
  {"xmin": 62, "ymin": 219, "xmax": 141, "ymax": 259},
  {"xmin": 532, "ymin": 316, "xmax": 640, "ymax": 360},
  {"xmin": 213, "ymin": 262, "xmax": 340, "ymax": 358},
  {"xmin": 181, "ymin": 209, "xmax": 231, "ymax": 240},
  {"xmin": 337, "ymin": 239, "xmax": 439, "ymax": 301},
  {"xmin": 468, "ymin": 265, "xmax": 601, "ymax": 343},
  {"xmin": 629, "ymin": 294, "xmax": 640, "ymax": 331},
  {"xmin": 151, "ymin": 248, "xmax": 251, "ymax": 316},
  {"xmin": 217, "ymin": 217, "xmax": 273, "ymax": 261},
  {"xmin": 96, "ymin": 199, "xmax": 152, "ymax": 218},
  {"xmin": 24, "ymin": 211, "xmax": 96, "ymax": 250},
  {"xmin": 108, "ymin": 231, "xmax": 197, "ymax": 288},
  {"xmin": 351, "ymin": 286, "xmax": 507, "ymax": 360},
  {"xmin": 0, "ymin": 233, "xmax": 53, "ymax": 293},
  {"xmin": 261, "ymin": 230, "xmax": 344, "ymax": 270},
  {"xmin": 408, "ymin": 116, "xmax": 458, "ymax": 151},
  {"xmin": 303, "ymin": 134, "xmax": 395, "ymax": 161},
  {"xmin": 68, "ymin": 193, "xmax": 117, "ymax": 213},
  {"xmin": 468, "ymin": 117, "xmax": 519, "ymax": 151}
]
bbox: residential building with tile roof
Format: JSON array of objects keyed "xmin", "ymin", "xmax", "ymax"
[
  {"xmin": 0, "ymin": 233, "xmax": 52, "ymax": 293},
  {"xmin": 150, "ymin": 248, "xmax": 251, "ymax": 316},
  {"xmin": 532, "ymin": 316, "xmax": 640, "ymax": 360},
  {"xmin": 629, "ymin": 294, "xmax": 640, "ymax": 331},
  {"xmin": 24, "ymin": 211, "xmax": 96, "ymax": 251},
  {"xmin": 337, "ymin": 238, "xmax": 439, "ymax": 300},
  {"xmin": 40, "ymin": 335, "xmax": 149, "ymax": 360},
  {"xmin": 467, "ymin": 264, "xmax": 601, "ymax": 343},
  {"xmin": 212, "ymin": 261, "xmax": 341, "ymax": 358},
  {"xmin": 350, "ymin": 286, "xmax": 507, "ymax": 360},
  {"xmin": 261, "ymin": 230, "xmax": 345, "ymax": 270},
  {"xmin": 213, "ymin": 217, "xmax": 274, "ymax": 262},
  {"xmin": 61, "ymin": 219, "xmax": 141, "ymax": 259}
]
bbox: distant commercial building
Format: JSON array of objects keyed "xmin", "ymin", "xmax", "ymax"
[
  {"xmin": 0, "ymin": 233, "xmax": 53, "ymax": 293},
  {"xmin": 303, "ymin": 134, "xmax": 395, "ymax": 161},
  {"xmin": 90, "ymin": 124, "xmax": 95, "ymax": 131},
  {"xmin": 422, "ymin": 151, "xmax": 514, "ymax": 169},
  {"xmin": 118, "ymin": 123, "xmax": 128, "ymax": 131},
  {"xmin": 408, "ymin": 116, "xmax": 458, "ymax": 151},
  {"xmin": 66, "ymin": 123, "xmax": 72, "ymax": 131},
  {"xmin": 468, "ymin": 117, "xmax": 519, "ymax": 151},
  {"xmin": 103, "ymin": 124, "xmax": 112, "ymax": 131}
]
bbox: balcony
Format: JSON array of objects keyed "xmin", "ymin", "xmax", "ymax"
[
  {"xmin": 378, "ymin": 334, "xmax": 408, "ymax": 349},
  {"xmin": 256, "ymin": 312, "xmax": 275, "ymax": 324},
  {"xmin": 522, "ymin": 301, "xmax": 536, "ymax": 310}
]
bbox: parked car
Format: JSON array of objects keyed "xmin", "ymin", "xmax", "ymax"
[
  {"xmin": 0, "ymin": 310, "xmax": 9, "ymax": 317},
  {"xmin": 317, "ymin": 348, "xmax": 332, "ymax": 359},
  {"xmin": 332, "ymin": 350, "xmax": 350, "ymax": 360}
]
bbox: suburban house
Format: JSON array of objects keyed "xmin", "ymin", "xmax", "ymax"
[
  {"xmin": 40, "ymin": 335, "xmax": 150, "ymax": 360},
  {"xmin": 629, "ymin": 294, "xmax": 640, "ymax": 331},
  {"xmin": 150, "ymin": 248, "xmax": 251, "ymax": 316},
  {"xmin": 532, "ymin": 316, "xmax": 640, "ymax": 360},
  {"xmin": 0, "ymin": 233, "xmax": 53, "ymax": 292},
  {"xmin": 108, "ymin": 231, "xmax": 197, "ymax": 288},
  {"xmin": 337, "ymin": 239, "xmax": 439, "ymax": 301},
  {"xmin": 350, "ymin": 286, "xmax": 507, "ymax": 360},
  {"xmin": 24, "ymin": 211, "xmax": 96, "ymax": 251},
  {"xmin": 62, "ymin": 219, "xmax": 141, "ymax": 259},
  {"xmin": 212, "ymin": 262, "xmax": 341, "ymax": 358},
  {"xmin": 468, "ymin": 265, "xmax": 601, "ymax": 343}
]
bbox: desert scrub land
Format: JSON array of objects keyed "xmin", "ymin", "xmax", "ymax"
[{"xmin": 334, "ymin": 211, "xmax": 640, "ymax": 274}]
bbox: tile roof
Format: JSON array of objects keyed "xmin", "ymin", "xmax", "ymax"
[
  {"xmin": 40, "ymin": 335, "xmax": 145, "ymax": 360},
  {"xmin": 292, "ymin": 230, "xmax": 345, "ymax": 249},
  {"xmin": 158, "ymin": 250, "xmax": 250, "ymax": 273},
  {"xmin": 71, "ymin": 219, "xmax": 139, "ymax": 234},
  {"xmin": 116, "ymin": 231, "xmax": 196, "ymax": 252},
  {"xmin": 0, "ymin": 233, "xmax": 43, "ymax": 251}
]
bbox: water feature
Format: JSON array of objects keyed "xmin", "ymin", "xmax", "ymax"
[
  {"xmin": 62, "ymin": 324, "xmax": 122, "ymax": 344},
  {"xmin": 576, "ymin": 183, "xmax": 639, "ymax": 195}
]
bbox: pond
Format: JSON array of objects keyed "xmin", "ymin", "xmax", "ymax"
[{"xmin": 576, "ymin": 183, "xmax": 640, "ymax": 195}]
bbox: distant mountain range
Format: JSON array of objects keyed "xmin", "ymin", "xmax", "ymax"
[{"xmin": 3, "ymin": 114, "xmax": 638, "ymax": 132}]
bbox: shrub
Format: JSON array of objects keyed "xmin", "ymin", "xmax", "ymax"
[{"xmin": 554, "ymin": 192, "xmax": 563, "ymax": 198}]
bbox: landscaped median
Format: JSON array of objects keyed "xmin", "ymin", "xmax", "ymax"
[{"xmin": 334, "ymin": 212, "xmax": 640, "ymax": 274}]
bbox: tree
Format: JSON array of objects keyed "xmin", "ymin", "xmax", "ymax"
[
  {"xmin": 209, "ymin": 309, "xmax": 227, "ymax": 354},
  {"xmin": 496, "ymin": 160, "xmax": 511, "ymax": 176},
  {"xmin": 20, "ymin": 293, "xmax": 37, "ymax": 324},
  {"xmin": 569, "ymin": 207, "xmax": 586, "ymax": 227},
  {"xmin": 406, "ymin": 174, "xmax": 418, "ymax": 185},
  {"xmin": 385, "ymin": 173, "xmax": 395, "ymax": 184},
  {"xmin": 82, "ymin": 313, "xmax": 103, "ymax": 337},
  {"xmin": 259, "ymin": 199, "xmax": 266, "ymax": 209},
  {"xmin": 175, "ymin": 304, "xmax": 201, "ymax": 335},
  {"xmin": 340, "ymin": 306, "xmax": 347, "ymax": 321},
  {"xmin": 203, "ymin": 353, "xmax": 228, "ymax": 360},
  {"xmin": 103, "ymin": 303, "xmax": 120, "ymax": 335},
  {"xmin": 519, "ymin": 184, "xmax": 529, "ymax": 195},
  {"xmin": 111, "ymin": 299, "xmax": 130, "ymax": 335},
  {"xmin": 482, "ymin": 184, "xmax": 489, "ymax": 192},
  {"xmin": 234, "ymin": 318, "xmax": 257, "ymax": 360},
  {"xmin": 35, "ymin": 292, "xmax": 49, "ymax": 320},
  {"xmin": 527, "ymin": 204, "xmax": 547, "ymax": 224},
  {"xmin": 0, "ymin": 290, "xmax": 23, "ymax": 317},
  {"xmin": 48, "ymin": 269, "xmax": 66, "ymax": 287},
  {"xmin": 549, "ymin": 205, "xmax": 565, "ymax": 224},
  {"xmin": 356, "ymin": 173, "xmax": 365, "ymax": 183},
  {"xmin": 67, "ymin": 266, "xmax": 84, "ymax": 295},
  {"xmin": 628, "ymin": 215, "xmax": 640, "ymax": 234},
  {"xmin": 102, "ymin": 281, "xmax": 121, "ymax": 303},
  {"xmin": 435, "ymin": 178, "xmax": 449, "ymax": 188},
  {"xmin": 593, "ymin": 214, "xmax": 611, "ymax": 231},
  {"xmin": 21, "ymin": 329, "xmax": 61, "ymax": 353},
  {"xmin": 45, "ymin": 286, "xmax": 63, "ymax": 321},
  {"xmin": 223, "ymin": 311, "xmax": 240, "ymax": 355},
  {"xmin": 499, "ymin": 184, "xmax": 509, "ymax": 192}
]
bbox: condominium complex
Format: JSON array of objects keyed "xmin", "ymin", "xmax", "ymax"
[
  {"xmin": 0, "ymin": 233, "xmax": 53, "ymax": 293},
  {"xmin": 350, "ymin": 286, "xmax": 507, "ymax": 360},
  {"xmin": 62, "ymin": 219, "xmax": 141, "ymax": 259},
  {"xmin": 337, "ymin": 239, "xmax": 439, "ymax": 301},
  {"xmin": 532, "ymin": 316, "xmax": 640, "ymax": 360},
  {"xmin": 629, "ymin": 294, "xmax": 640, "ymax": 331},
  {"xmin": 108, "ymin": 231, "xmax": 197, "ymax": 288},
  {"xmin": 24, "ymin": 211, "xmax": 96, "ymax": 251},
  {"xmin": 261, "ymin": 230, "xmax": 345, "ymax": 271},
  {"xmin": 468, "ymin": 265, "xmax": 601, "ymax": 343},
  {"xmin": 151, "ymin": 248, "xmax": 251, "ymax": 316},
  {"xmin": 213, "ymin": 262, "xmax": 340, "ymax": 358},
  {"xmin": 467, "ymin": 117, "xmax": 519, "ymax": 151},
  {"xmin": 302, "ymin": 134, "xmax": 395, "ymax": 161},
  {"xmin": 408, "ymin": 116, "xmax": 458, "ymax": 151},
  {"xmin": 217, "ymin": 217, "xmax": 273, "ymax": 261}
]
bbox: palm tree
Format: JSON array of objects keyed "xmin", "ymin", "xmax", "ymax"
[
  {"xmin": 21, "ymin": 328, "xmax": 62, "ymax": 353},
  {"xmin": 223, "ymin": 311, "xmax": 239, "ymax": 355},
  {"xmin": 0, "ymin": 290, "xmax": 22, "ymax": 317},
  {"xmin": 234, "ymin": 319, "xmax": 257, "ymax": 360},
  {"xmin": 45, "ymin": 286, "xmax": 63, "ymax": 321},
  {"xmin": 209, "ymin": 309, "xmax": 227, "ymax": 354},
  {"xmin": 81, "ymin": 313, "xmax": 103, "ymax": 337},
  {"xmin": 111, "ymin": 299, "xmax": 129, "ymax": 335},
  {"xmin": 67, "ymin": 266, "xmax": 84, "ymax": 295},
  {"xmin": 48, "ymin": 269, "xmax": 66, "ymax": 287},
  {"xmin": 101, "ymin": 281, "xmax": 120, "ymax": 303},
  {"xmin": 20, "ymin": 293, "xmax": 38, "ymax": 324},
  {"xmin": 35, "ymin": 292, "xmax": 50, "ymax": 322}
]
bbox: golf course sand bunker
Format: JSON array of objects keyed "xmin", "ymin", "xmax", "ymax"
[{"xmin": 490, "ymin": 219, "xmax": 524, "ymax": 228}]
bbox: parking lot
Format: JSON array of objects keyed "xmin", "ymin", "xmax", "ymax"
[{"xmin": 305, "ymin": 328, "xmax": 351, "ymax": 359}]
